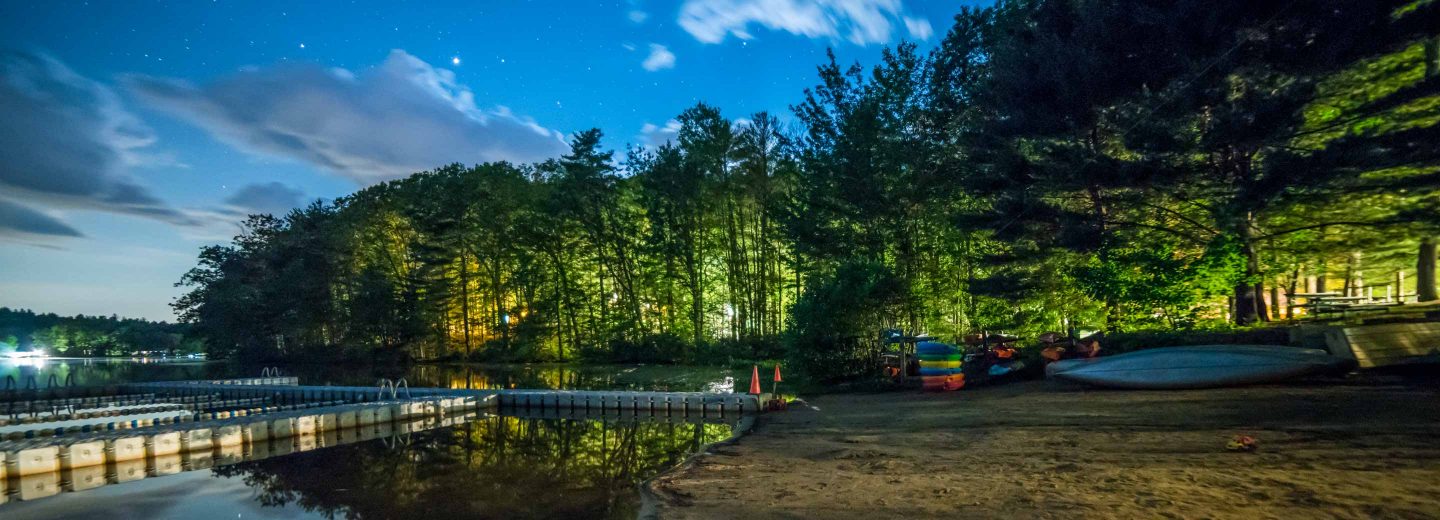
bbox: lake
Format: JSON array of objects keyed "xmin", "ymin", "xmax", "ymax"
[
  {"xmin": 1, "ymin": 358, "xmax": 742, "ymax": 392},
  {"xmin": 0, "ymin": 359, "xmax": 744, "ymax": 519}
]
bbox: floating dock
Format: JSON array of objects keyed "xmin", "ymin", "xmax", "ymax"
[{"xmin": 0, "ymin": 376, "xmax": 759, "ymax": 506}]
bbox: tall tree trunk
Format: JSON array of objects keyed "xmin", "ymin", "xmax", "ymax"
[
  {"xmin": 1233, "ymin": 225, "xmax": 1265, "ymax": 325},
  {"xmin": 1420, "ymin": 237, "xmax": 1438, "ymax": 302},
  {"xmin": 1269, "ymin": 280, "xmax": 1281, "ymax": 321},
  {"xmin": 684, "ymin": 223, "xmax": 705, "ymax": 346},
  {"xmin": 491, "ymin": 256, "xmax": 508, "ymax": 350},
  {"xmin": 1286, "ymin": 267, "xmax": 1300, "ymax": 319},
  {"xmin": 1342, "ymin": 253, "xmax": 1356, "ymax": 297},
  {"xmin": 1255, "ymin": 277, "xmax": 1270, "ymax": 322},
  {"xmin": 1419, "ymin": 38, "xmax": 1438, "ymax": 303},
  {"xmin": 460, "ymin": 249, "xmax": 472, "ymax": 358},
  {"xmin": 1085, "ymin": 184, "xmax": 1121, "ymax": 328}
]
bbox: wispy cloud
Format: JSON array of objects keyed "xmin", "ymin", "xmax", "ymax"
[
  {"xmin": 629, "ymin": 10, "xmax": 649, "ymax": 23},
  {"xmin": 678, "ymin": 0, "xmax": 932, "ymax": 45},
  {"xmin": 125, "ymin": 50, "xmax": 569, "ymax": 184},
  {"xmin": 638, "ymin": 119, "xmax": 682, "ymax": 147},
  {"xmin": 642, "ymin": 44, "xmax": 676, "ymax": 71},
  {"xmin": 903, "ymin": 16, "xmax": 932, "ymax": 40},
  {"xmin": 0, "ymin": 51, "xmax": 195, "ymax": 242},
  {"xmin": 0, "ymin": 199, "xmax": 83, "ymax": 240}
]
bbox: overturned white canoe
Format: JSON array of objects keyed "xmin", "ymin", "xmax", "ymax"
[{"xmin": 1046, "ymin": 345, "xmax": 1353, "ymax": 390}]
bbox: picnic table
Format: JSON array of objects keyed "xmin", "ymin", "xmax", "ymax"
[
  {"xmin": 1296, "ymin": 293, "xmax": 1366, "ymax": 317},
  {"xmin": 1296, "ymin": 292, "xmax": 1408, "ymax": 319}
]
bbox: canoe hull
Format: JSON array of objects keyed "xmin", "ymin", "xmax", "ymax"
[{"xmin": 1047, "ymin": 345, "xmax": 1352, "ymax": 390}]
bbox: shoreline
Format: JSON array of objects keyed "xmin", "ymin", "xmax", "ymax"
[
  {"xmin": 638, "ymin": 414, "xmax": 758, "ymax": 520},
  {"xmin": 649, "ymin": 375, "xmax": 1440, "ymax": 519}
]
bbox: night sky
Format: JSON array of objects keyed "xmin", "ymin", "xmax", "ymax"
[{"xmin": 0, "ymin": 0, "xmax": 978, "ymax": 320}]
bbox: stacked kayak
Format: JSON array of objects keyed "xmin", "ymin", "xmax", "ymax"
[{"xmin": 918, "ymin": 341, "xmax": 965, "ymax": 391}]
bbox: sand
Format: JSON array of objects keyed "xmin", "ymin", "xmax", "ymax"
[{"xmin": 649, "ymin": 375, "xmax": 1440, "ymax": 519}]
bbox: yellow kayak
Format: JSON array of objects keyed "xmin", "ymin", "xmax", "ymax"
[{"xmin": 920, "ymin": 360, "xmax": 961, "ymax": 369}]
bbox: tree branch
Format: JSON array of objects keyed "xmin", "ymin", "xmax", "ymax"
[{"xmin": 1255, "ymin": 220, "xmax": 1409, "ymax": 240}]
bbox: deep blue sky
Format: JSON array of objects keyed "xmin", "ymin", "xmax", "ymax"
[{"xmin": 0, "ymin": 0, "xmax": 981, "ymax": 321}]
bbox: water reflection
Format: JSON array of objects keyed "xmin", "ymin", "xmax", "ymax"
[
  {"xmin": 2, "ymin": 412, "xmax": 733, "ymax": 519},
  {"xmin": 1, "ymin": 359, "xmax": 736, "ymax": 392},
  {"xmin": 0, "ymin": 358, "xmax": 224, "ymax": 390},
  {"xmin": 217, "ymin": 414, "xmax": 731, "ymax": 519}
]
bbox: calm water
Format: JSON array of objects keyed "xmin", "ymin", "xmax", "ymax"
[
  {"xmin": 0, "ymin": 358, "xmax": 741, "ymax": 392},
  {"xmin": 0, "ymin": 359, "xmax": 742, "ymax": 519}
]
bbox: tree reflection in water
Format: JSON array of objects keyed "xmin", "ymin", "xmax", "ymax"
[
  {"xmin": 3, "ymin": 361, "xmax": 734, "ymax": 393},
  {"xmin": 213, "ymin": 414, "xmax": 733, "ymax": 519}
]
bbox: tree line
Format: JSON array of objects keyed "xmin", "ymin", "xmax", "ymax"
[
  {"xmin": 0, "ymin": 307, "xmax": 198, "ymax": 357},
  {"xmin": 176, "ymin": 0, "xmax": 1440, "ymax": 379}
]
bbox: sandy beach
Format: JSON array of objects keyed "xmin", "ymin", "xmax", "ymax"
[{"xmin": 650, "ymin": 375, "xmax": 1440, "ymax": 519}]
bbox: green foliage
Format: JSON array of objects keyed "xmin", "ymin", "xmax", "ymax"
[
  {"xmin": 1096, "ymin": 328, "xmax": 1294, "ymax": 356},
  {"xmin": 785, "ymin": 261, "xmax": 903, "ymax": 382},
  {"xmin": 0, "ymin": 307, "xmax": 194, "ymax": 357},
  {"xmin": 1072, "ymin": 237, "xmax": 1246, "ymax": 330},
  {"xmin": 170, "ymin": 0, "xmax": 1440, "ymax": 382}
]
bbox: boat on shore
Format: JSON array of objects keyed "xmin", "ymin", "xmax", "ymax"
[{"xmin": 1046, "ymin": 345, "xmax": 1354, "ymax": 389}]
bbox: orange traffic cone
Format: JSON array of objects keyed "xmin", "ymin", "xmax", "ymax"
[
  {"xmin": 749, "ymin": 365, "xmax": 762, "ymax": 395},
  {"xmin": 773, "ymin": 364, "xmax": 783, "ymax": 383},
  {"xmin": 772, "ymin": 364, "xmax": 782, "ymax": 395}
]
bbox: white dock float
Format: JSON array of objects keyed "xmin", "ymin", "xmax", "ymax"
[
  {"xmin": 242, "ymin": 421, "xmax": 269, "ymax": 443},
  {"xmin": 180, "ymin": 428, "xmax": 213, "ymax": 452},
  {"xmin": 497, "ymin": 390, "xmax": 759, "ymax": 415},
  {"xmin": 270, "ymin": 417, "xmax": 295, "ymax": 438},
  {"xmin": 146, "ymin": 432, "xmax": 181, "ymax": 457},
  {"xmin": 0, "ymin": 375, "xmax": 756, "ymax": 507},
  {"xmin": 214, "ymin": 424, "xmax": 243, "ymax": 447},
  {"xmin": 315, "ymin": 412, "xmax": 337, "ymax": 431},
  {"xmin": 337, "ymin": 410, "xmax": 358, "ymax": 429},
  {"xmin": 8, "ymin": 445, "xmax": 60, "ymax": 476},
  {"xmin": 107, "ymin": 435, "xmax": 147, "ymax": 462},
  {"xmin": 60, "ymin": 440, "xmax": 105, "ymax": 470}
]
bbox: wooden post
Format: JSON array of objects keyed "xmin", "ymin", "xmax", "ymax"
[
  {"xmin": 1420, "ymin": 238, "xmax": 1438, "ymax": 302},
  {"xmin": 1398, "ymin": 271, "xmax": 1406, "ymax": 303},
  {"xmin": 1270, "ymin": 281, "xmax": 1282, "ymax": 320}
]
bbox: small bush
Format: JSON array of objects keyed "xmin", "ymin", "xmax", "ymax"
[
  {"xmin": 580, "ymin": 332, "xmax": 690, "ymax": 364},
  {"xmin": 785, "ymin": 261, "xmax": 904, "ymax": 383},
  {"xmin": 1095, "ymin": 327, "xmax": 1292, "ymax": 355}
]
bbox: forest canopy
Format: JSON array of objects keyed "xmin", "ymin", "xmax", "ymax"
[
  {"xmin": 174, "ymin": 0, "xmax": 1440, "ymax": 379},
  {"xmin": 0, "ymin": 307, "xmax": 197, "ymax": 357}
]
